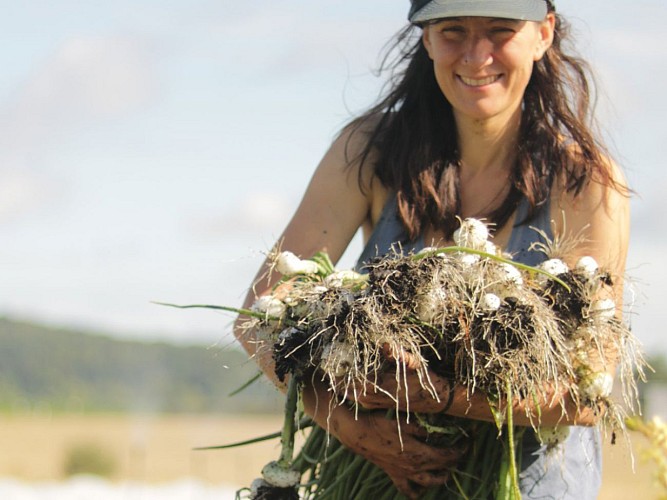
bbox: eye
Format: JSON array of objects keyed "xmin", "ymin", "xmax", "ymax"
[
  {"xmin": 488, "ymin": 26, "xmax": 516, "ymax": 40},
  {"xmin": 488, "ymin": 19, "xmax": 522, "ymax": 36},
  {"xmin": 438, "ymin": 25, "xmax": 466, "ymax": 40}
]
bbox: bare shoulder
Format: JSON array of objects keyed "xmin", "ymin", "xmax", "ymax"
[
  {"xmin": 275, "ymin": 119, "xmax": 386, "ymax": 267},
  {"xmin": 551, "ymin": 157, "xmax": 630, "ymax": 275},
  {"xmin": 555, "ymin": 156, "xmax": 628, "ymax": 213},
  {"xmin": 321, "ymin": 118, "xmax": 391, "ymax": 236}
]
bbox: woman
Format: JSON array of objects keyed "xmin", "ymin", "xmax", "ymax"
[{"xmin": 236, "ymin": 0, "xmax": 629, "ymax": 498}]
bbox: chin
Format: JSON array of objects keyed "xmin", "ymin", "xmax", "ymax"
[
  {"xmin": 452, "ymin": 99, "xmax": 520, "ymax": 123},
  {"xmin": 456, "ymin": 107, "xmax": 504, "ymax": 122}
]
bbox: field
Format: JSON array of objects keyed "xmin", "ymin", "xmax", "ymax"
[{"xmin": 0, "ymin": 413, "xmax": 660, "ymax": 499}]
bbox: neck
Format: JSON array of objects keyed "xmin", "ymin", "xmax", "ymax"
[{"xmin": 454, "ymin": 108, "xmax": 521, "ymax": 174}]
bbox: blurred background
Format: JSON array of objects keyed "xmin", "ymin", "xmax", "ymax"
[{"xmin": 0, "ymin": 1, "xmax": 665, "ymax": 498}]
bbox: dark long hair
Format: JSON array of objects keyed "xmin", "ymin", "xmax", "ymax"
[{"xmin": 346, "ymin": 12, "xmax": 623, "ymax": 241}]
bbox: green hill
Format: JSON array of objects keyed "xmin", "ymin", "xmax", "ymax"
[{"xmin": 0, "ymin": 317, "xmax": 282, "ymax": 414}]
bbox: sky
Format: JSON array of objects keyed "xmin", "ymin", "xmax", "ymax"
[{"xmin": 1, "ymin": 0, "xmax": 665, "ymax": 352}]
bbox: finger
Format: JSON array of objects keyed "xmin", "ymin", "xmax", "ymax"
[
  {"xmin": 355, "ymin": 395, "xmax": 396, "ymax": 410},
  {"xmin": 354, "ymin": 383, "xmax": 398, "ymax": 408},
  {"xmin": 364, "ymin": 373, "xmax": 448, "ymax": 413},
  {"xmin": 415, "ymin": 442, "xmax": 467, "ymax": 466},
  {"xmin": 388, "ymin": 474, "xmax": 422, "ymax": 500},
  {"xmin": 400, "ymin": 421, "xmax": 430, "ymax": 440},
  {"xmin": 382, "ymin": 343, "xmax": 424, "ymax": 370},
  {"xmin": 391, "ymin": 437, "xmax": 467, "ymax": 470},
  {"xmin": 409, "ymin": 470, "xmax": 450, "ymax": 488}
]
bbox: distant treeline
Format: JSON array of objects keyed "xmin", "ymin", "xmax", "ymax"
[
  {"xmin": 1, "ymin": 317, "xmax": 663, "ymax": 415},
  {"xmin": 0, "ymin": 317, "xmax": 282, "ymax": 414}
]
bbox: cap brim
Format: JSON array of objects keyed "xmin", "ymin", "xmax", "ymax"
[{"xmin": 410, "ymin": 0, "xmax": 548, "ymax": 23}]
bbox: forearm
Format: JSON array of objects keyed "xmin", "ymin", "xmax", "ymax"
[
  {"xmin": 445, "ymin": 383, "xmax": 599, "ymax": 427},
  {"xmin": 356, "ymin": 367, "xmax": 601, "ymax": 427},
  {"xmin": 233, "ymin": 250, "xmax": 299, "ymax": 392},
  {"xmin": 235, "ymin": 319, "xmax": 288, "ymax": 393}
]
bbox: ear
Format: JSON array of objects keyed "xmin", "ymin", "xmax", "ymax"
[
  {"xmin": 422, "ymin": 26, "xmax": 434, "ymax": 60},
  {"xmin": 534, "ymin": 13, "xmax": 555, "ymax": 61}
]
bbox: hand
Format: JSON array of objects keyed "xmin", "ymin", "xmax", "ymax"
[
  {"xmin": 353, "ymin": 364, "xmax": 452, "ymax": 414},
  {"xmin": 303, "ymin": 382, "xmax": 464, "ymax": 499},
  {"xmin": 331, "ymin": 405, "xmax": 462, "ymax": 499}
]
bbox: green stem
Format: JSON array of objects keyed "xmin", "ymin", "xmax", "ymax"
[
  {"xmin": 505, "ymin": 380, "xmax": 521, "ymax": 499},
  {"xmin": 194, "ymin": 416, "xmax": 313, "ymax": 451},
  {"xmin": 195, "ymin": 431, "xmax": 283, "ymax": 451},
  {"xmin": 414, "ymin": 246, "xmax": 571, "ymax": 292},
  {"xmin": 279, "ymin": 376, "xmax": 300, "ymax": 466},
  {"xmin": 311, "ymin": 251, "xmax": 336, "ymax": 276},
  {"xmin": 228, "ymin": 371, "xmax": 263, "ymax": 397},
  {"xmin": 152, "ymin": 301, "xmax": 289, "ymax": 323}
]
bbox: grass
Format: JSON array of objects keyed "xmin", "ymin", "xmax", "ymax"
[
  {"xmin": 0, "ymin": 412, "xmax": 659, "ymax": 498},
  {"xmin": 0, "ymin": 413, "xmax": 284, "ymax": 487}
]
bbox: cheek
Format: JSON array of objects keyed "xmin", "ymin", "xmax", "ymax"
[
  {"xmin": 518, "ymin": 59, "xmax": 536, "ymax": 85},
  {"xmin": 502, "ymin": 51, "xmax": 536, "ymax": 84},
  {"xmin": 427, "ymin": 52, "xmax": 456, "ymax": 85},
  {"xmin": 431, "ymin": 61, "xmax": 458, "ymax": 98}
]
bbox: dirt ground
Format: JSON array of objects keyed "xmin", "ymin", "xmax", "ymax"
[{"xmin": 0, "ymin": 413, "xmax": 659, "ymax": 498}]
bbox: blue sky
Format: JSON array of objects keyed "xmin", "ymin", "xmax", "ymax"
[{"xmin": 1, "ymin": 1, "xmax": 665, "ymax": 351}]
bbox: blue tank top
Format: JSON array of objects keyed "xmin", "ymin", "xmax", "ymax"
[{"xmin": 356, "ymin": 195, "xmax": 602, "ymax": 500}]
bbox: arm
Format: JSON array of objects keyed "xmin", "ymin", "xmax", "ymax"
[
  {"xmin": 461, "ymin": 162, "xmax": 629, "ymax": 426},
  {"xmin": 357, "ymin": 161, "xmax": 631, "ymax": 427},
  {"xmin": 233, "ymin": 127, "xmax": 373, "ymax": 388},
  {"xmin": 234, "ymin": 128, "xmax": 463, "ymax": 497}
]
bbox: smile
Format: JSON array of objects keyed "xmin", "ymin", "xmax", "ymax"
[{"xmin": 459, "ymin": 75, "xmax": 501, "ymax": 87}]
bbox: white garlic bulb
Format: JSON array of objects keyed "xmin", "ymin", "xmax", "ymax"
[
  {"xmin": 579, "ymin": 372, "xmax": 614, "ymax": 400},
  {"xmin": 320, "ymin": 341, "xmax": 357, "ymax": 377},
  {"xmin": 275, "ymin": 251, "xmax": 320, "ymax": 275},
  {"xmin": 416, "ymin": 286, "xmax": 448, "ymax": 322},
  {"xmin": 481, "ymin": 293, "xmax": 501, "ymax": 312},
  {"xmin": 323, "ymin": 269, "xmax": 362, "ymax": 288},
  {"xmin": 453, "ymin": 218, "xmax": 489, "ymax": 250},
  {"xmin": 250, "ymin": 478, "xmax": 270, "ymax": 498},
  {"xmin": 261, "ymin": 460, "xmax": 301, "ymax": 488},
  {"xmin": 251, "ymin": 295, "xmax": 286, "ymax": 318},
  {"xmin": 575, "ymin": 256, "xmax": 599, "ymax": 280},
  {"xmin": 483, "ymin": 240, "xmax": 497, "ymax": 256},
  {"xmin": 459, "ymin": 253, "xmax": 481, "ymax": 266},
  {"xmin": 591, "ymin": 298, "xmax": 616, "ymax": 320},
  {"xmin": 538, "ymin": 426, "xmax": 570, "ymax": 448},
  {"xmin": 540, "ymin": 258, "xmax": 569, "ymax": 276},
  {"xmin": 498, "ymin": 263, "xmax": 524, "ymax": 287},
  {"xmin": 536, "ymin": 258, "xmax": 569, "ymax": 285}
]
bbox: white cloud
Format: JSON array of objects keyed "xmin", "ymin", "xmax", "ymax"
[
  {"xmin": 0, "ymin": 36, "xmax": 156, "ymax": 141},
  {"xmin": 182, "ymin": 2, "xmax": 406, "ymax": 80},
  {"xmin": 184, "ymin": 191, "xmax": 296, "ymax": 240},
  {"xmin": 0, "ymin": 35, "xmax": 158, "ymax": 221},
  {"xmin": 0, "ymin": 169, "xmax": 61, "ymax": 222},
  {"xmin": 54, "ymin": 37, "xmax": 155, "ymax": 117}
]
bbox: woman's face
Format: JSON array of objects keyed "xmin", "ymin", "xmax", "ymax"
[{"xmin": 422, "ymin": 15, "xmax": 555, "ymax": 124}]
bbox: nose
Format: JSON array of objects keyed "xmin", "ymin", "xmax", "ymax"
[{"xmin": 461, "ymin": 36, "xmax": 494, "ymax": 67}]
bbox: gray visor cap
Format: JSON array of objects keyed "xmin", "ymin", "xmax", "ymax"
[{"xmin": 409, "ymin": 0, "xmax": 549, "ymax": 23}]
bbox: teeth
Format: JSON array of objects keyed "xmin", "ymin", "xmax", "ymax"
[{"xmin": 460, "ymin": 75, "xmax": 499, "ymax": 86}]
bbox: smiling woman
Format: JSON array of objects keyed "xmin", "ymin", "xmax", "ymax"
[{"xmin": 234, "ymin": 0, "xmax": 633, "ymax": 498}]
